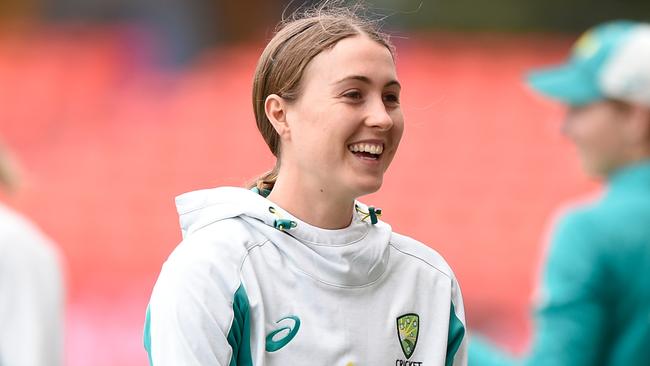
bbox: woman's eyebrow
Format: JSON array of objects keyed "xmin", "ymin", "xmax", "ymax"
[{"xmin": 332, "ymin": 75, "xmax": 401, "ymax": 89}]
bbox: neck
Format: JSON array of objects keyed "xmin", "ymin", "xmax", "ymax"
[
  {"xmin": 608, "ymin": 147, "xmax": 650, "ymax": 177},
  {"xmin": 267, "ymin": 170, "xmax": 355, "ymax": 230}
]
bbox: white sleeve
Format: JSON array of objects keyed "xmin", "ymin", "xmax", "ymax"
[
  {"xmin": 448, "ymin": 275, "xmax": 468, "ymax": 366},
  {"xmin": 0, "ymin": 227, "xmax": 65, "ymax": 366},
  {"xmin": 145, "ymin": 237, "xmax": 251, "ymax": 366}
]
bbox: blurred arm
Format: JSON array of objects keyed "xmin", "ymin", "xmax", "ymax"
[
  {"xmin": 523, "ymin": 211, "xmax": 608, "ymax": 365},
  {"xmin": 0, "ymin": 219, "xmax": 64, "ymax": 366},
  {"xmin": 469, "ymin": 211, "xmax": 607, "ymax": 366}
]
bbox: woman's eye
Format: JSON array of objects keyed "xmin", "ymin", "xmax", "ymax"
[
  {"xmin": 343, "ymin": 90, "xmax": 362, "ymax": 100},
  {"xmin": 383, "ymin": 93, "xmax": 400, "ymax": 105}
]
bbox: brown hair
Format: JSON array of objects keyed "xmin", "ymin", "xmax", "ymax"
[
  {"xmin": 0, "ymin": 143, "xmax": 19, "ymax": 192},
  {"xmin": 249, "ymin": 0, "xmax": 395, "ymax": 191}
]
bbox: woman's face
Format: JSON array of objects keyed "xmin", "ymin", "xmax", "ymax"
[
  {"xmin": 281, "ymin": 35, "xmax": 404, "ymax": 199},
  {"xmin": 563, "ymin": 100, "xmax": 631, "ymax": 177}
]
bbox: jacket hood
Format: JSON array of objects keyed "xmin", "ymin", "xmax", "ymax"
[
  {"xmin": 176, "ymin": 186, "xmax": 393, "ymax": 287},
  {"xmin": 176, "ymin": 186, "xmax": 389, "ymax": 245},
  {"xmin": 176, "ymin": 186, "xmax": 278, "ymax": 238}
]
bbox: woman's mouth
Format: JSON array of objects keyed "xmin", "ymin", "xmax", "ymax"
[{"xmin": 348, "ymin": 142, "xmax": 384, "ymax": 160}]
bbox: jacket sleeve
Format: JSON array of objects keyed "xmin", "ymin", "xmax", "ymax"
[
  {"xmin": 447, "ymin": 274, "xmax": 468, "ymax": 366},
  {"xmin": 468, "ymin": 210, "xmax": 607, "ymax": 366},
  {"xmin": 144, "ymin": 235, "xmax": 253, "ymax": 366},
  {"xmin": 523, "ymin": 211, "xmax": 607, "ymax": 365},
  {"xmin": 0, "ymin": 228, "xmax": 64, "ymax": 366},
  {"xmin": 468, "ymin": 334, "xmax": 517, "ymax": 366}
]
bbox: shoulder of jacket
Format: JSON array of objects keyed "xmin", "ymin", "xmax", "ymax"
[
  {"xmin": 163, "ymin": 217, "xmax": 267, "ymax": 276},
  {"xmin": 389, "ymin": 232, "xmax": 455, "ymax": 281},
  {"xmin": 187, "ymin": 216, "xmax": 267, "ymax": 246},
  {"xmin": 0, "ymin": 206, "xmax": 59, "ymax": 262}
]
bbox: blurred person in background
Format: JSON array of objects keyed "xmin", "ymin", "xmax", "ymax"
[
  {"xmin": 469, "ymin": 20, "xmax": 650, "ymax": 366},
  {"xmin": 0, "ymin": 143, "xmax": 65, "ymax": 366},
  {"xmin": 144, "ymin": 1, "xmax": 467, "ymax": 365}
]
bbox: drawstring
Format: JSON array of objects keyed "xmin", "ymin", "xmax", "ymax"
[
  {"xmin": 268, "ymin": 206, "xmax": 297, "ymax": 231},
  {"xmin": 355, "ymin": 205, "xmax": 382, "ymax": 225},
  {"xmin": 254, "ymin": 188, "xmax": 381, "ymax": 229},
  {"xmin": 252, "ymin": 187, "xmax": 295, "ymax": 231},
  {"xmin": 270, "ymin": 205, "xmax": 381, "ymax": 230},
  {"xmin": 251, "ymin": 186, "xmax": 271, "ymax": 198}
]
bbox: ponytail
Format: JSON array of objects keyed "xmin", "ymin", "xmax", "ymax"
[
  {"xmin": 248, "ymin": 164, "xmax": 279, "ymax": 192},
  {"xmin": 0, "ymin": 145, "xmax": 19, "ymax": 192}
]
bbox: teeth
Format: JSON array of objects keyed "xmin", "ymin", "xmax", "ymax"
[{"xmin": 348, "ymin": 143, "xmax": 384, "ymax": 155}]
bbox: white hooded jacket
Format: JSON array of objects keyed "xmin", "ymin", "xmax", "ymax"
[
  {"xmin": 145, "ymin": 187, "xmax": 467, "ymax": 366},
  {"xmin": 0, "ymin": 204, "xmax": 64, "ymax": 366}
]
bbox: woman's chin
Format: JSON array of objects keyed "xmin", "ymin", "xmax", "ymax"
[{"xmin": 349, "ymin": 176, "xmax": 384, "ymax": 197}]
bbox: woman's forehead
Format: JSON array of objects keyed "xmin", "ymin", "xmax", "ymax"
[{"xmin": 306, "ymin": 36, "xmax": 397, "ymax": 85}]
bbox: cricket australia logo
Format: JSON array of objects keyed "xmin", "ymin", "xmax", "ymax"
[{"xmin": 396, "ymin": 313, "xmax": 419, "ymax": 359}]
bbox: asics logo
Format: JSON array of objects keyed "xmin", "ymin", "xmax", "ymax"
[{"xmin": 265, "ymin": 315, "xmax": 301, "ymax": 352}]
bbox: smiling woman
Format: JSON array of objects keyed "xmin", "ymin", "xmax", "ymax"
[
  {"xmin": 261, "ymin": 32, "xmax": 403, "ymax": 229},
  {"xmin": 250, "ymin": 3, "xmax": 401, "ymax": 222},
  {"xmin": 144, "ymin": 1, "xmax": 467, "ymax": 365}
]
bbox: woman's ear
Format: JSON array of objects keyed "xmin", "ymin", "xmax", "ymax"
[{"xmin": 265, "ymin": 94, "xmax": 291, "ymax": 140}]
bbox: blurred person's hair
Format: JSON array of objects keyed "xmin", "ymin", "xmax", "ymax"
[
  {"xmin": 0, "ymin": 143, "xmax": 19, "ymax": 192},
  {"xmin": 249, "ymin": 0, "xmax": 395, "ymax": 191}
]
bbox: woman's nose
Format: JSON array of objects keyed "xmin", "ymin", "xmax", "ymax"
[{"xmin": 366, "ymin": 98, "xmax": 394, "ymax": 130}]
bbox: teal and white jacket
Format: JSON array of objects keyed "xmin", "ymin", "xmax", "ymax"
[
  {"xmin": 144, "ymin": 187, "xmax": 467, "ymax": 366},
  {"xmin": 469, "ymin": 160, "xmax": 650, "ymax": 366}
]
